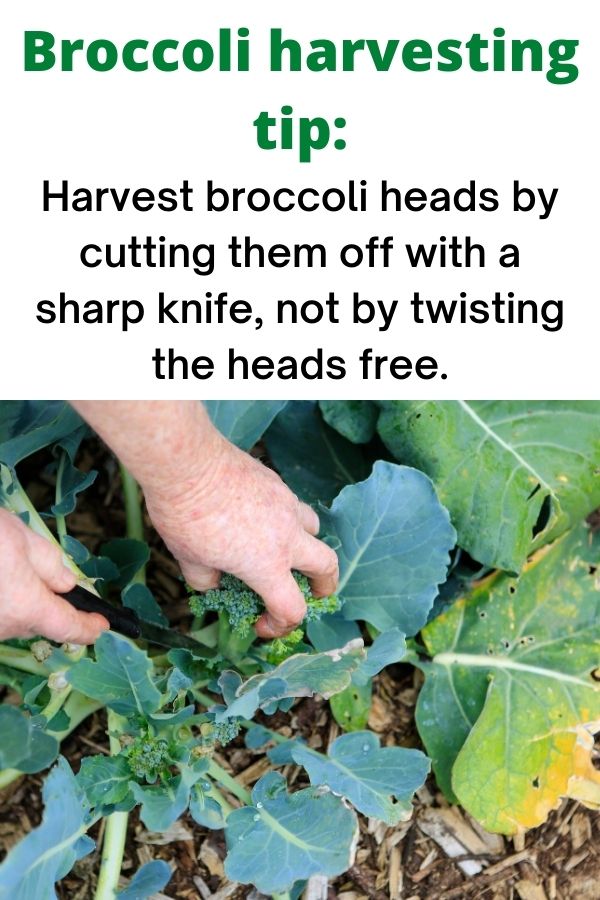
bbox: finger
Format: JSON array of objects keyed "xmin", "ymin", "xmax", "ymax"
[
  {"xmin": 294, "ymin": 535, "xmax": 339, "ymax": 597},
  {"xmin": 29, "ymin": 583, "xmax": 109, "ymax": 644},
  {"xmin": 298, "ymin": 502, "xmax": 320, "ymax": 536},
  {"xmin": 178, "ymin": 561, "xmax": 221, "ymax": 592},
  {"xmin": 25, "ymin": 530, "xmax": 77, "ymax": 593},
  {"xmin": 253, "ymin": 572, "xmax": 308, "ymax": 639}
]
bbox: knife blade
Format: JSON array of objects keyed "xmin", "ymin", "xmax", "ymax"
[{"xmin": 62, "ymin": 585, "xmax": 217, "ymax": 657}]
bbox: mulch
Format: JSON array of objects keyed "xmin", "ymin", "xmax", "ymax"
[{"xmin": 1, "ymin": 442, "xmax": 599, "ymax": 899}]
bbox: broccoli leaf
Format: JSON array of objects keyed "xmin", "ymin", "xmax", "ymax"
[
  {"xmin": 322, "ymin": 461, "xmax": 455, "ymax": 634},
  {"xmin": 224, "ymin": 772, "xmax": 358, "ymax": 893},
  {"xmin": 0, "ymin": 706, "xmax": 58, "ymax": 773},
  {"xmin": 123, "ymin": 583, "xmax": 169, "ymax": 627},
  {"xmin": 0, "ymin": 758, "xmax": 94, "ymax": 899},
  {"xmin": 68, "ymin": 632, "xmax": 161, "ymax": 717},
  {"xmin": 0, "ymin": 401, "xmax": 84, "ymax": 471},
  {"xmin": 205, "ymin": 400, "xmax": 288, "ymax": 450},
  {"xmin": 319, "ymin": 400, "xmax": 379, "ymax": 444},
  {"xmin": 51, "ymin": 451, "xmax": 97, "ymax": 517},
  {"xmin": 265, "ymin": 401, "xmax": 371, "ymax": 506},
  {"xmin": 378, "ymin": 400, "xmax": 600, "ymax": 571},
  {"xmin": 415, "ymin": 523, "xmax": 600, "ymax": 833},
  {"xmin": 117, "ymin": 860, "xmax": 172, "ymax": 899},
  {"xmin": 217, "ymin": 639, "xmax": 366, "ymax": 720},
  {"xmin": 190, "ymin": 789, "xmax": 227, "ymax": 830},
  {"xmin": 330, "ymin": 679, "xmax": 372, "ymax": 731},
  {"xmin": 100, "ymin": 539, "xmax": 150, "ymax": 589},
  {"xmin": 291, "ymin": 731, "xmax": 430, "ymax": 824},
  {"xmin": 77, "ymin": 755, "xmax": 134, "ymax": 808},
  {"xmin": 131, "ymin": 775, "xmax": 191, "ymax": 832}
]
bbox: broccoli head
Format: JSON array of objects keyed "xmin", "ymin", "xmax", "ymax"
[
  {"xmin": 189, "ymin": 570, "xmax": 341, "ymax": 637},
  {"xmin": 124, "ymin": 735, "xmax": 170, "ymax": 782}
]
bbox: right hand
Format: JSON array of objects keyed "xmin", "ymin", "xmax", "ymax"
[{"xmin": 0, "ymin": 508, "xmax": 109, "ymax": 644}]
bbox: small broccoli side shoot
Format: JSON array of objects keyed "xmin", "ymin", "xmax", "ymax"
[{"xmin": 188, "ymin": 571, "xmax": 341, "ymax": 638}]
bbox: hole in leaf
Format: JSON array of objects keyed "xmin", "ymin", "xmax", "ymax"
[
  {"xmin": 509, "ymin": 585, "xmax": 516, "ymax": 595},
  {"xmin": 527, "ymin": 483, "xmax": 542, "ymax": 501},
  {"xmin": 591, "ymin": 669, "xmax": 600, "ymax": 683},
  {"xmin": 478, "ymin": 610, "xmax": 487, "ymax": 619},
  {"xmin": 532, "ymin": 494, "xmax": 552, "ymax": 538},
  {"xmin": 589, "ymin": 566, "xmax": 598, "ymax": 576},
  {"xmin": 532, "ymin": 777, "xmax": 540, "ymax": 789},
  {"xmin": 501, "ymin": 639, "xmax": 510, "ymax": 650}
]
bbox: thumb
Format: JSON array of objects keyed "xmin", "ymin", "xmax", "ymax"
[
  {"xmin": 30, "ymin": 582, "xmax": 109, "ymax": 645},
  {"xmin": 253, "ymin": 572, "xmax": 307, "ymax": 639},
  {"xmin": 25, "ymin": 529, "xmax": 77, "ymax": 594}
]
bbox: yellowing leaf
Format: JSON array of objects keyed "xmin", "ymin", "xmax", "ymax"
[{"xmin": 414, "ymin": 524, "xmax": 600, "ymax": 834}]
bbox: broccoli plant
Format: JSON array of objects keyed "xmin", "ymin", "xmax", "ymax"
[{"xmin": 1, "ymin": 399, "xmax": 599, "ymax": 899}]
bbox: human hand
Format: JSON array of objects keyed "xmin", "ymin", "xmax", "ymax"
[
  {"xmin": 0, "ymin": 508, "xmax": 109, "ymax": 644},
  {"xmin": 143, "ymin": 436, "xmax": 339, "ymax": 639}
]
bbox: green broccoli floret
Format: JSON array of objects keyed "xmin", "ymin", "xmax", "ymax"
[
  {"xmin": 189, "ymin": 571, "xmax": 340, "ymax": 638},
  {"xmin": 199, "ymin": 715, "xmax": 241, "ymax": 748},
  {"xmin": 124, "ymin": 735, "xmax": 170, "ymax": 782},
  {"xmin": 266, "ymin": 628, "xmax": 304, "ymax": 665}
]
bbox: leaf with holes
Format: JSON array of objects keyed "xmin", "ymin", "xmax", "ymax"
[
  {"xmin": 414, "ymin": 523, "xmax": 600, "ymax": 833},
  {"xmin": 378, "ymin": 400, "xmax": 600, "ymax": 571}
]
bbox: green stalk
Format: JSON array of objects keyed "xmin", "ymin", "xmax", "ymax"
[
  {"xmin": 119, "ymin": 464, "xmax": 145, "ymax": 583},
  {"xmin": 208, "ymin": 759, "xmax": 252, "ymax": 806},
  {"xmin": 0, "ymin": 645, "xmax": 49, "ymax": 676},
  {"xmin": 55, "ymin": 451, "xmax": 68, "ymax": 547},
  {"xmin": 94, "ymin": 711, "xmax": 129, "ymax": 900},
  {"xmin": 94, "ymin": 465, "xmax": 144, "ymax": 900}
]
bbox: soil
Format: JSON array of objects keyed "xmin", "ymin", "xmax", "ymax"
[{"xmin": 1, "ymin": 442, "xmax": 599, "ymax": 900}]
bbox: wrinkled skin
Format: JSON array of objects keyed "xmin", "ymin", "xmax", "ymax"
[{"xmin": 0, "ymin": 507, "xmax": 108, "ymax": 643}]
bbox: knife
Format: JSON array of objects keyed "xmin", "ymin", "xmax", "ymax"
[{"xmin": 62, "ymin": 585, "xmax": 217, "ymax": 656}]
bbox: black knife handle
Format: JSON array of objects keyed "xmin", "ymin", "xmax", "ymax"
[{"xmin": 62, "ymin": 585, "xmax": 142, "ymax": 640}]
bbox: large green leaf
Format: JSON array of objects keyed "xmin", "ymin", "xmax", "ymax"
[
  {"xmin": 414, "ymin": 523, "xmax": 600, "ymax": 834},
  {"xmin": 224, "ymin": 772, "xmax": 358, "ymax": 893},
  {"xmin": 68, "ymin": 632, "xmax": 161, "ymax": 717},
  {"xmin": 290, "ymin": 732, "xmax": 429, "ymax": 825},
  {"xmin": 217, "ymin": 640, "xmax": 365, "ymax": 720},
  {"xmin": 204, "ymin": 400, "xmax": 287, "ymax": 450},
  {"xmin": 378, "ymin": 400, "xmax": 600, "ymax": 571},
  {"xmin": 322, "ymin": 461, "xmax": 455, "ymax": 634},
  {"xmin": 265, "ymin": 401, "xmax": 371, "ymax": 506},
  {"xmin": 0, "ymin": 706, "xmax": 58, "ymax": 773},
  {"xmin": 0, "ymin": 758, "xmax": 94, "ymax": 899}
]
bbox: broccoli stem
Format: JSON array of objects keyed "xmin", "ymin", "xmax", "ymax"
[
  {"xmin": 94, "ymin": 465, "xmax": 145, "ymax": 900},
  {"xmin": 94, "ymin": 711, "xmax": 129, "ymax": 900},
  {"xmin": 119, "ymin": 464, "xmax": 146, "ymax": 582},
  {"xmin": 54, "ymin": 450, "xmax": 68, "ymax": 547},
  {"xmin": 0, "ymin": 645, "xmax": 49, "ymax": 676},
  {"xmin": 207, "ymin": 759, "xmax": 252, "ymax": 806}
]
